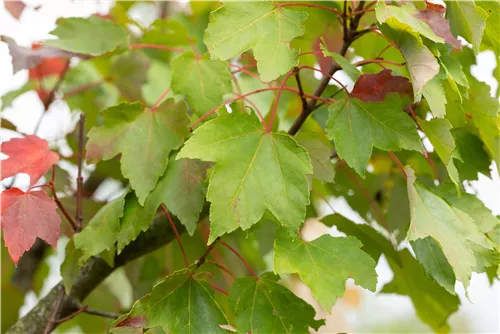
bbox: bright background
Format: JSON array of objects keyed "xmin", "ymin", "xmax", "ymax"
[{"xmin": 0, "ymin": 1, "xmax": 498, "ymax": 333}]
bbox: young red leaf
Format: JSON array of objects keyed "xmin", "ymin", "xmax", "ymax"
[
  {"xmin": 1, "ymin": 135, "xmax": 59, "ymax": 185},
  {"xmin": 1, "ymin": 188, "xmax": 61, "ymax": 264},
  {"xmin": 351, "ymin": 69, "xmax": 413, "ymax": 102},
  {"xmin": 415, "ymin": 1, "xmax": 462, "ymax": 50},
  {"xmin": 4, "ymin": 1, "xmax": 26, "ymax": 20}
]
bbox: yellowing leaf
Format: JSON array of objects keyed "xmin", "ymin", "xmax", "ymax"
[
  {"xmin": 273, "ymin": 228, "xmax": 377, "ymax": 311},
  {"xmin": 204, "ymin": 2, "xmax": 308, "ymax": 82},
  {"xmin": 177, "ymin": 113, "xmax": 312, "ymax": 243},
  {"xmin": 405, "ymin": 166, "xmax": 492, "ymax": 288}
]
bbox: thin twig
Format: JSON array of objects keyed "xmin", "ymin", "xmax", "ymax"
[
  {"xmin": 84, "ymin": 307, "xmax": 122, "ymax": 319},
  {"xmin": 294, "ymin": 68, "xmax": 308, "ymax": 110},
  {"xmin": 54, "ymin": 305, "xmax": 88, "ymax": 323},
  {"xmin": 51, "ymin": 184, "xmax": 78, "ymax": 231},
  {"xmin": 75, "ymin": 113, "xmax": 85, "ymax": 232},
  {"xmin": 160, "ymin": 204, "xmax": 189, "ymax": 268},
  {"xmin": 219, "ymin": 240, "xmax": 258, "ymax": 279}
]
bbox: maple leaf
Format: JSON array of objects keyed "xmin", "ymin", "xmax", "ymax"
[
  {"xmin": 86, "ymin": 100, "xmax": 189, "ymax": 204},
  {"xmin": 405, "ymin": 166, "xmax": 493, "ymax": 289},
  {"xmin": 414, "ymin": 1, "xmax": 462, "ymax": 50},
  {"xmin": 204, "ymin": 2, "xmax": 308, "ymax": 82},
  {"xmin": 1, "ymin": 135, "xmax": 59, "ymax": 186},
  {"xmin": 1, "ymin": 188, "xmax": 61, "ymax": 264},
  {"xmin": 230, "ymin": 272, "xmax": 325, "ymax": 333},
  {"xmin": 171, "ymin": 52, "xmax": 233, "ymax": 114},
  {"xmin": 273, "ymin": 228, "xmax": 377, "ymax": 310},
  {"xmin": 446, "ymin": 1, "xmax": 487, "ymax": 54},
  {"xmin": 320, "ymin": 41, "xmax": 361, "ymax": 82},
  {"xmin": 326, "ymin": 94, "xmax": 423, "ymax": 176},
  {"xmin": 113, "ymin": 268, "xmax": 229, "ymax": 333},
  {"xmin": 351, "ymin": 69, "xmax": 413, "ymax": 102},
  {"xmin": 177, "ymin": 112, "xmax": 312, "ymax": 243}
]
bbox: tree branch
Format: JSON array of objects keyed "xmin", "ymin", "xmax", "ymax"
[{"xmin": 6, "ymin": 207, "xmax": 206, "ymax": 334}]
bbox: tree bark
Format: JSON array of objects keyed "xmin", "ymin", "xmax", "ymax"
[{"xmin": 6, "ymin": 210, "xmax": 193, "ymax": 334}]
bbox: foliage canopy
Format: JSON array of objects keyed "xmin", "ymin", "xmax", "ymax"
[{"xmin": 1, "ymin": 1, "xmax": 499, "ymax": 333}]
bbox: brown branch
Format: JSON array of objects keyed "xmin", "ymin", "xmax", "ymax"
[{"xmin": 75, "ymin": 113, "xmax": 85, "ymax": 232}]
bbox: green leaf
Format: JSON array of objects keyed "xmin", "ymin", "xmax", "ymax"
[
  {"xmin": 421, "ymin": 76, "xmax": 446, "ymax": 117},
  {"xmin": 158, "ymin": 158, "xmax": 209, "ymax": 236},
  {"xmin": 326, "ymin": 95, "xmax": 423, "ymax": 176},
  {"xmin": 433, "ymin": 184, "xmax": 499, "ymax": 234},
  {"xmin": 320, "ymin": 41, "xmax": 361, "ymax": 82},
  {"xmin": 382, "ymin": 249, "xmax": 460, "ymax": 332},
  {"xmin": 411, "ymin": 237, "xmax": 456, "ymax": 295},
  {"xmin": 322, "ymin": 214, "xmax": 400, "ymax": 264},
  {"xmin": 465, "ymin": 81, "xmax": 500, "ymax": 173},
  {"xmin": 74, "ymin": 192, "xmax": 126, "ymax": 263},
  {"xmin": 86, "ymin": 100, "xmax": 189, "ymax": 204},
  {"xmin": 177, "ymin": 113, "xmax": 312, "ymax": 243},
  {"xmin": 142, "ymin": 61, "xmax": 173, "ymax": 106},
  {"xmin": 229, "ymin": 272, "xmax": 324, "ymax": 333},
  {"xmin": 386, "ymin": 176, "xmax": 411, "ymax": 242},
  {"xmin": 60, "ymin": 238, "xmax": 83, "ymax": 294},
  {"xmin": 405, "ymin": 166, "xmax": 492, "ymax": 288},
  {"xmin": 295, "ymin": 132, "xmax": 335, "ymax": 183},
  {"xmin": 376, "ymin": 2, "xmax": 444, "ymax": 43},
  {"xmin": 45, "ymin": 16, "xmax": 127, "ymax": 55},
  {"xmin": 477, "ymin": 1, "xmax": 500, "ymax": 52},
  {"xmin": 380, "ymin": 21, "xmax": 440, "ymax": 96},
  {"xmin": 417, "ymin": 118, "xmax": 455, "ymax": 164},
  {"xmin": 112, "ymin": 268, "xmax": 229, "ymax": 333},
  {"xmin": 273, "ymin": 228, "xmax": 377, "ymax": 310},
  {"xmin": 452, "ymin": 127, "xmax": 491, "ymax": 180},
  {"xmin": 171, "ymin": 52, "xmax": 232, "ymax": 114},
  {"xmin": 204, "ymin": 2, "xmax": 308, "ymax": 82},
  {"xmin": 446, "ymin": 1, "xmax": 488, "ymax": 54}
]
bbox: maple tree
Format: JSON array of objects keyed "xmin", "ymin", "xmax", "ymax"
[{"xmin": 1, "ymin": 1, "xmax": 499, "ymax": 333}]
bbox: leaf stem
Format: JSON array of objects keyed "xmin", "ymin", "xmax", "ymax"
[
  {"xmin": 129, "ymin": 43, "xmax": 185, "ymax": 53},
  {"xmin": 207, "ymin": 282, "xmax": 230, "ymax": 296},
  {"xmin": 229, "ymin": 63, "xmax": 265, "ymax": 84},
  {"xmin": 388, "ymin": 151, "xmax": 407, "ymax": 180},
  {"xmin": 189, "ymin": 87, "xmax": 332, "ymax": 129},
  {"xmin": 276, "ymin": 3, "xmax": 342, "ymax": 18},
  {"xmin": 196, "ymin": 241, "xmax": 218, "ymax": 268},
  {"xmin": 219, "ymin": 240, "xmax": 258, "ymax": 279},
  {"xmin": 75, "ymin": 113, "xmax": 85, "ymax": 232},
  {"xmin": 54, "ymin": 305, "xmax": 88, "ymax": 323},
  {"xmin": 151, "ymin": 88, "xmax": 171, "ymax": 111},
  {"xmin": 205, "ymin": 260, "xmax": 237, "ymax": 279},
  {"xmin": 267, "ymin": 70, "xmax": 296, "ymax": 132},
  {"xmin": 50, "ymin": 183, "xmax": 78, "ymax": 232},
  {"xmin": 298, "ymin": 65, "xmax": 349, "ymax": 95},
  {"xmin": 231, "ymin": 92, "xmax": 266, "ymax": 129},
  {"xmin": 62, "ymin": 79, "xmax": 106, "ymax": 99},
  {"xmin": 354, "ymin": 59, "xmax": 404, "ymax": 67},
  {"xmin": 160, "ymin": 204, "xmax": 189, "ymax": 269}
]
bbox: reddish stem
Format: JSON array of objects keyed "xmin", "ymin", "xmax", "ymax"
[
  {"xmin": 189, "ymin": 87, "xmax": 332, "ymax": 129},
  {"xmin": 50, "ymin": 184, "xmax": 78, "ymax": 232},
  {"xmin": 277, "ymin": 3, "xmax": 342, "ymax": 17},
  {"xmin": 355, "ymin": 59, "xmax": 404, "ymax": 67},
  {"xmin": 388, "ymin": 151, "xmax": 407, "ymax": 180},
  {"xmin": 208, "ymin": 282, "xmax": 230, "ymax": 296},
  {"xmin": 267, "ymin": 70, "xmax": 296, "ymax": 132},
  {"xmin": 349, "ymin": 8, "xmax": 375, "ymax": 16},
  {"xmin": 232, "ymin": 92, "xmax": 266, "ymax": 128},
  {"xmin": 219, "ymin": 240, "xmax": 258, "ymax": 279},
  {"xmin": 160, "ymin": 204, "xmax": 189, "ymax": 269},
  {"xmin": 63, "ymin": 80, "xmax": 105, "ymax": 99},
  {"xmin": 205, "ymin": 260, "xmax": 237, "ymax": 279},
  {"xmin": 151, "ymin": 88, "xmax": 171, "ymax": 111},
  {"xmin": 230, "ymin": 64, "xmax": 265, "ymax": 83},
  {"xmin": 129, "ymin": 44, "xmax": 185, "ymax": 53},
  {"xmin": 297, "ymin": 51, "xmax": 325, "ymax": 58},
  {"xmin": 54, "ymin": 305, "xmax": 88, "ymax": 323},
  {"xmin": 311, "ymin": 188, "xmax": 336, "ymax": 214},
  {"xmin": 375, "ymin": 44, "xmax": 393, "ymax": 59},
  {"xmin": 298, "ymin": 65, "xmax": 349, "ymax": 95}
]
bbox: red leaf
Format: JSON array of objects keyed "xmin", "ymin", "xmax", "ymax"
[
  {"xmin": 351, "ymin": 69, "xmax": 413, "ymax": 102},
  {"xmin": 415, "ymin": 1, "xmax": 462, "ymax": 50},
  {"xmin": 1, "ymin": 135, "xmax": 59, "ymax": 185},
  {"xmin": 1, "ymin": 188, "xmax": 61, "ymax": 264},
  {"xmin": 4, "ymin": 1, "xmax": 26, "ymax": 20}
]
